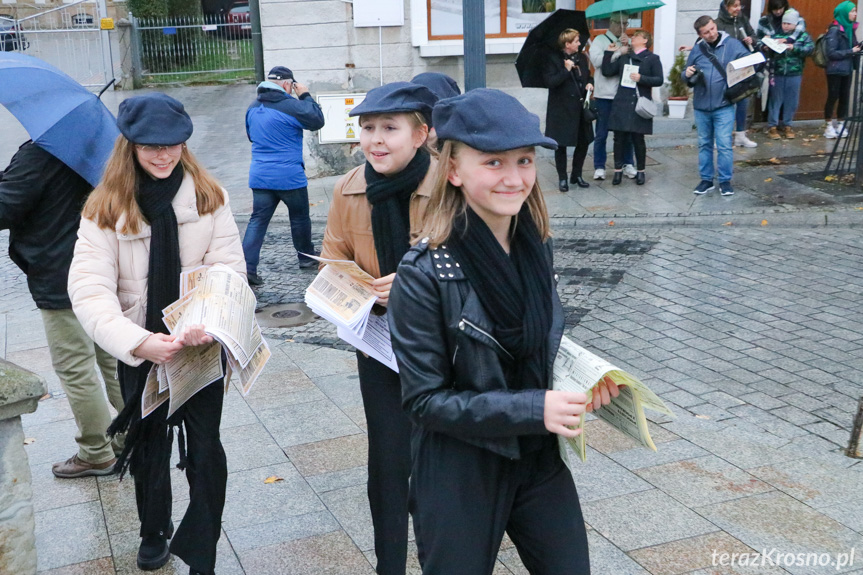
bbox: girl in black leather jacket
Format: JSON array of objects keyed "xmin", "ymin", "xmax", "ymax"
[{"xmin": 388, "ymin": 89, "xmax": 618, "ymax": 575}]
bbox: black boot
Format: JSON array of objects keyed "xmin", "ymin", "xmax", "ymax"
[
  {"xmin": 636, "ymin": 172, "xmax": 646, "ymax": 185},
  {"xmin": 137, "ymin": 536, "xmax": 170, "ymax": 571},
  {"xmin": 570, "ymin": 172, "xmax": 579, "ymax": 184},
  {"xmin": 575, "ymin": 177, "xmax": 590, "ymax": 188},
  {"xmin": 559, "ymin": 179, "xmax": 569, "ymax": 192},
  {"xmin": 612, "ymin": 171, "xmax": 623, "ymax": 185}
]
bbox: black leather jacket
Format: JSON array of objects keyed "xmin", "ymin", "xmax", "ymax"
[{"xmin": 388, "ymin": 237, "xmax": 564, "ymax": 460}]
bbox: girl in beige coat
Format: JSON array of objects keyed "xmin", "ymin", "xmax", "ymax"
[{"xmin": 69, "ymin": 93, "xmax": 244, "ymax": 575}]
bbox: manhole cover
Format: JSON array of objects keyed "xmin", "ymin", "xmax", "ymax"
[{"xmin": 256, "ymin": 303, "xmax": 317, "ymax": 328}]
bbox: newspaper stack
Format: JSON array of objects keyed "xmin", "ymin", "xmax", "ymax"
[
  {"xmin": 141, "ymin": 263, "xmax": 271, "ymax": 419},
  {"xmin": 303, "ymin": 255, "xmax": 399, "ymax": 372},
  {"xmin": 552, "ymin": 336, "xmax": 674, "ymax": 468}
]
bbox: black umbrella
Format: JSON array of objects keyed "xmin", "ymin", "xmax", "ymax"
[{"xmin": 516, "ymin": 9, "xmax": 589, "ymax": 88}]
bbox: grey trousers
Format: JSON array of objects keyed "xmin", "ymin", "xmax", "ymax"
[{"xmin": 41, "ymin": 308, "xmax": 123, "ymax": 464}]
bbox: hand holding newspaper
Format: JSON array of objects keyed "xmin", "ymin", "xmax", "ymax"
[
  {"xmin": 726, "ymin": 52, "xmax": 765, "ymax": 87},
  {"xmin": 142, "ymin": 264, "xmax": 271, "ymax": 418},
  {"xmin": 303, "ymin": 254, "xmax": 399, "ymax": 372},
  {"xmin": 620, "ymin": 63, "xmax": 640, "ymax": 88},
  {"xmin": 552, "ymin": 336, "xmax": 674, "ymax": 468},
  {"xmin": 761, "ymin": 36, "xmax": 789, "ymax": 54}
]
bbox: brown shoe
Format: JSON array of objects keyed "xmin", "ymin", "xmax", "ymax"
[
  {"xmin": 767, "ymin": 126, "xmax": 781, "ymax": 140},
  {"xmin": 52, "ymin": 455, "xmax": 116, "ymax": 478},
  {"xmin": 784, "ymin": 126, "xmax": 796, "ymax": 139}
]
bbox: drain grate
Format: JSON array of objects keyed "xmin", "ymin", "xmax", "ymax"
[{"xmin": 256, "ymin": 303, "xmax": 317, "ymax": 328}]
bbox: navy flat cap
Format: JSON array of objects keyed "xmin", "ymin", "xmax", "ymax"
[
  {"xmin": 267, "ymin": 66, "xmax": 294, "ymax": 81},
  {"xmin": 349, "ymin": 82, "xmax": 437, "ymax": 123},
  {"xmin": 117, "ymin": 93, "xmax": 193, "ymax": 146},
  {"xmin": 411, "ymin": 72, "xmax": 461, "ymax": 100},
  {"xmin": 433, "ymin": 89, "xmax": 557, "ymax": 152}
]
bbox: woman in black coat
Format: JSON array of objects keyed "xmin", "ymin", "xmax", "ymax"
[
  {"xmin": 602, "ymin": 30, "xmax": 663, "ymax": 186},
  {"xmin": 544, "ymin": 28, "xmax": 594, "ymax": 192}
]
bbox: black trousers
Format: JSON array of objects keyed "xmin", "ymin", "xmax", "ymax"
[
  {"xmin": 825, "ymin": 74, "xmax": 852, "ymax": 120},
  {"xmin": 410, "ymin": 433, "xmax": 590, "ymax": 575},
  {"xmin": 554, "ymin": 124, "xmax": 592, "ymax": 180},
  {"xmin": 120, "ymin": 372, "xmax": 227, "ymax": 574},
  {"xmin": 357, "ymin": 352, "xmax": 412, "ymax": 575},
  {"xmin": 613, "ymin": 131, "xmax": 646, "ymax": 171}
]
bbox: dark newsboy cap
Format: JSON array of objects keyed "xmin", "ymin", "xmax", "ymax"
[
  {"xmin": 411, "ymin": 72, "xmax": 461, "ymax": 100},
  {"xmin": 348, "ymin": 82, "xmax": 437, "ymax": 123},
  {"xmin": 433, "ymin": 89, "xmax": 557, "ymax": 152},
  {"xmin": 267, "ymin": 66, "xmax": 294, "ymax": 81},
  {"xmin": 117, "ymin": 93, "xmax": 193, "ymax": 146}
]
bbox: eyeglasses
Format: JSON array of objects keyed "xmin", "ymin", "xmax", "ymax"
[{"xmin": 135, "ymin": 144, "xmax": 183, "ymax": 155}]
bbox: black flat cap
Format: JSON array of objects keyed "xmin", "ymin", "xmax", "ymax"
[
  {"xmin": 349, "ymin": 82, "xmax": 437, "ymax": 123},
  {"xmin": 267, "ymin": 66, "xmax": 294, "ymax": 81},
  {"xmin": 433, "ymin": 89, "xmax": 557, "ymax": 152},
  {"xmin": 117, "ymin": 93, "xmax": 193, "ymax": 146},
  {"xmin": 411, "ymin": 72, "xmax": 461, "ymax": 100}
]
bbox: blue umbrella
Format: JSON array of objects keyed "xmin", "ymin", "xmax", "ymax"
[{"xmin": 0, "ymin": 52, "xmax": 118, "ymax": 187}]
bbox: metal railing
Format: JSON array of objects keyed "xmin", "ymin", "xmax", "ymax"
[{"xmin": 131, "ymin": 13, "xmax": 254, "ymax": 84}]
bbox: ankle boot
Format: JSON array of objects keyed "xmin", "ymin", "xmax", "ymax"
[
  {"xmin": 137, "ymin": 535, "xmax": 170, "ymax": 571},
  {"xmin": 558, "ymin": 179, "xmax": 569, "ymax": 192},
  {"xmin": 575, "ymin": 177, "xmax": 590, "ymax": 188},
  {"xmin": 636, "ymin": 172, "xmax": 645, "ymax": 185},
  {"xmin": 612, "ymin": 171, "xmax": 623, "ymax": 185}
]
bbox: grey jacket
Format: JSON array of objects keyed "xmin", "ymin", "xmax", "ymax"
[
  {"xmin": 589, "ymin": 31, "xmax": 626, "ymax": 100},
  {"xmin": 683, "ymin": 32, "xmax": 751, "ymax": 112}
]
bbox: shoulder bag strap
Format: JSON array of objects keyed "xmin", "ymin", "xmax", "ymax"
[{"xmin": 699, "ymin": 41, "xmax": 728, "ymax": 79}]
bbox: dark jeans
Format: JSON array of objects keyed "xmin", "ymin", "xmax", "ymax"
[
  {"xmin": 357, "ymin": 351, "xmax": 412, "ymax": 575},
  {"xmin": 242, "ymin": 187, "xmax": 315, "ymax": 274},
  {"xmin": 613, "ymin": 131, "xmax": 646, "ymax": 171},
  {"xmin": 554, "ymin": 124, "xmax": 591, "ymax": 180},
  {"xmin": 411, "ymin": 434, "xmax": 589, "ymax": 574},
  {"xmin": 826, "ymin": 74, "xmax": 852, "ymax": 120},
  {"xmin": 119, "ymin": 365, "xmax": 227, "ymax": 574},
  {"xmin": 735, "ymin": 97, "xmax": 750, "ymax": 131},
  {"xmin": 593, "ymin": 98, "xmax": 633, "ymax": 170}
]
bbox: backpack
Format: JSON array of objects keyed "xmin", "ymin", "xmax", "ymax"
[{"xmin": 812, "ymin": 32, "xmax": 829, "ymax": 68}]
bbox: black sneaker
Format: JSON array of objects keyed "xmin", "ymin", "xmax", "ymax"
[
  {"xmin": 137, "ymin": 535, "xmax": 170, "ymax": 570},
  {"xmin": 299, "ymin": 251, "xmax": 320, "ymax": 270},
  {"xmin": 720, "ymin": 181, "xmax": 734, "ymax": 196},
  {"xmin": 246, "ymin": 273, "xmax": 264, "ymax": 286},
  {"xmin": 693, "ymin": 180, "xmax": 715, "ymax": 195}
]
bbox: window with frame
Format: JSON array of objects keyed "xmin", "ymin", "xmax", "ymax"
[{"xmin": 427, "ymin": 0, "xmax": 576, "ymax": 40}]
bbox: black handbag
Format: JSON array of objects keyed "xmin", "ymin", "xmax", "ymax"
[
  {"xmin": 583, "ymin": 96, "xmax": 598, "ymax": 122},
  {"xmin": 699, "ymin": 42, "xmax": 761, "ymax": 104}
]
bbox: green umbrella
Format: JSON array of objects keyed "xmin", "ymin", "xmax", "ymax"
[{"xmin": 585, "ymin": 0, "xmax": 665, "ymax": 19}]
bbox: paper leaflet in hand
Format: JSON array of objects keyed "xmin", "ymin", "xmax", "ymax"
[
  {"xmin": 552, "ymin": 336, "xmax": 674, "ymax": 468},
  {"xmin": 725, "ymin": 52, "xmax": 765, "ymax": 87}
]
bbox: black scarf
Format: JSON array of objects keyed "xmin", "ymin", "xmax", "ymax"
[
  {"xmin": 108, "ymin": 163, "xmax": 184, "ymax": 476},
  {"xmin": 365, "ymin": 147, "xmax": 430, "ymax": 276},
  {"xmin": 447, "ymin": 205, "xmax": 553, "ymax": 391}
]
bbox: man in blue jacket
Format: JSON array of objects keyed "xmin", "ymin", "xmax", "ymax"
[
  {"xmin": 684, "ymin": 16, "xmax": 751, "ymax": 197},
  {"xmin": 244, "ymin": 66, "xmax": 325, "ymax": 285}
]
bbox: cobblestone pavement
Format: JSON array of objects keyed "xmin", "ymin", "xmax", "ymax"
[{"xmin": 6, "ymin": 217, "xmax": 863, "ymax": 575}]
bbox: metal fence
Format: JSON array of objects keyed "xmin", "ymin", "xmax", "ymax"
[
  {"xmin": 8, "ymin": 0, "xmax": 117, "ymax": 88},
  {"xmin": 131, "ymin": 13, "xmax": 254, "ymax": 84}
]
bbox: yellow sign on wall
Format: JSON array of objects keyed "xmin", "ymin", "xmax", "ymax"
[{"xmin": 100, "ymin": 18, "xmax": 114, "ymax": 30}]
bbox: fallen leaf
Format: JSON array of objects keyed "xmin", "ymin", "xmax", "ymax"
[
  {"xmin": 855, "ymin": 207, "xmax": 863, "ymax": 210},
  {"xmin": 264, "ymin": 476, "xmax": 284, "ymax": 484},
  {"xmin": 761, "ymin": 220, "xmax": 768, "ymax": 226},
  {"xmin": 695, "ymin": 414, "xmax": 711, "ymax": 420},
  {"xmin": 824, "ymin": 175, "xmax": 838, "ymax": 182},
  {"xmin": 23, "ymin": 437, "xmax": 35, "ymax": 445},
  {"xmin": 722, "ymin": 221, "xmax": 733, "ymax": 226},
  {"xmin": 764, "ymin": 178, "xmax": 773, "ymax": 182},
  {"xmin": 308, "ymin": 202, "xmax": 319, "ymax": 207},
  {"xmin": 768, "ymin": 157, "xmax": 782, "ymax": 164},
  {"xmin": 608, "ymin": 221, "xmax": 615, "ymax": 226}
]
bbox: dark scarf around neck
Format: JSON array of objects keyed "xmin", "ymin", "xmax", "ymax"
[
  {"xmin": 447, "ymin": 204, "xmax": 553, "ymax": 390},
  {"xmin": 365, "ymin": 147, "xmax": 431, "ymax": 276},
  {"xmin": 108, "ymin": 163, "xmax": 185, "ymax": 476}
]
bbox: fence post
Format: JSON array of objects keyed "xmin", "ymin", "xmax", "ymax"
[
  {"xmin": 847, "ymin": 397, "xmax": 863, "ymax": 459},
  {"xmin": 116, "ymin": 18, "xmax": 135, "ymax": 89}
]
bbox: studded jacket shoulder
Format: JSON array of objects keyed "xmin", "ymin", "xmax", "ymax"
[{"xmin": 387, "ymin": 237, "xmax": 564, "ymax": 460}]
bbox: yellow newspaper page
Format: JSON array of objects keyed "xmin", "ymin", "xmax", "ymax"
[
  {"xmin": 142, "ymin": 366, "xmax": 169, "ymax": 418},
  {"xmin": 234, "ymin": 338, "xmax": 271, "ymax": 396},
  {"xmin": 305, "ymin": 265, "xmax": 377, "ymax": 330},
  {"xmin": 552, "ymin": 336, "xmax": 674, "ymax": 464},
  {"xmin": 180, "ymin": 265, "xmax": 210, "ymax": 297},
  {"xmin": 301, "ymin": 253, "xmax": 375, "ymax": 285},
  {"xmin": 166, "ymin": 341, "xmax": 223, "ymax": 417}
]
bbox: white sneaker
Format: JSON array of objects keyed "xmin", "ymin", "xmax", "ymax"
[
  {"xmin": 836, "ymin": 122, "xmax": 849, "ymax": 137},
  {"xmin": 593, "ymin": 168, "xmax": 606, "ymax": 180},
  {"xmin": 824, "ymin": 124, "xmax": 838, "ymax": 139},
  {"xmin": 623, "ymin": 164, "xmax": 637, "ymax": 178},
  {"xmin": 733, "ymin": 131, "xmax": 758, "ymax": 148}
]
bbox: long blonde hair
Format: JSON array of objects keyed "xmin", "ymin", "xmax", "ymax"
[
  {"xmin": 82, "ymin": 136, "xmax": 225, "ymax": 235},
  {"xmin": 416, "ymin": 140, "xmax": 551, "ymax": 248}
]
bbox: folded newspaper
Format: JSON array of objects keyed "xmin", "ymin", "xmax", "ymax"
[
  {"xmin": 552, "ymin": 335, "xmax": 674, "ymax": 467},
  {"xmin": 303, "ymin": 255, "xmax": 399, "ymax": 372},
  {"xmin": 141, "ymin": 263, "xmax": 271, "ymax": 419}
]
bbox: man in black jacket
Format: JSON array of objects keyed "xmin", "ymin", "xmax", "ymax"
[{"xmin": 0, "ymin": 141, "xmax": 123, "ymax": 477}]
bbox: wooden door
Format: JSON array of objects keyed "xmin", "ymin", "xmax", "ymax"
[{"xmin": 790, "ymin": 0, "xmax": 833, "ymax": 119}]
